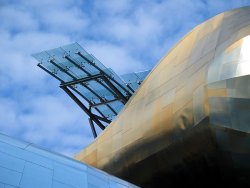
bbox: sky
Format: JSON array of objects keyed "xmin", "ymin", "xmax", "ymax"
[{"xmin": 0, "ymin": 0, "xmax": 250, "ymax": 157}]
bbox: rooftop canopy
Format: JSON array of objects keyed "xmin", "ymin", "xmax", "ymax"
[{"xmin": 32, "ymin": 43, "xmax": 150, "ymax": 138}]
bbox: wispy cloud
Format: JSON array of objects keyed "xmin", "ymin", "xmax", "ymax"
[{"xmin": 0, "ymin": 0, "xmax": 249, "ymax": 157}]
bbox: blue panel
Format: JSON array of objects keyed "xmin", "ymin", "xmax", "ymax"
[
  {"xmin": 0, "ymin": 141, "xmax": 53, "ymax": 169},
  {"xmin": 52, "ymin": 180, "xmax": 75, "ymax": 188},
  {"xmin": 88, "ymin": 166, "xmax": 108, "ymax": 177},
  {"xmin": 53, "ymin": 162, "xmax": 87, "ymax": 188},
  {"xmin": 87, "ymin": 166, "xmax": 110, "ymax": 187},
  {"xmin": 0, "ymin": 133, "xmax": 138, "ymax": 188},
  {"xmin": 0, "ymin": 166, "xmax": 22, "ymax": 186},
  {"xmin": 0, "ymin": 151, "xmax": 25, "ymax": 172},
  {"xmin": 20, "ymin": 162, "xmax": 53, "ymax": 188},
  {"xmin": 25, "ymin": 145, "xmax": 87, "ymax": 171},
  {"xmin": 0, "ymin": 134, "xmax": 30, "ymax": 149},
  {"xmin": 109, "ymin": 176, "xmax": 130, "ymax": 187},
  {"xmin": 87, "ymin": 174, "xmax": 109, "ymax": 188},
  {"xmin": 109, "ymin": 181, "xmax": 128, "ymax": 188}
]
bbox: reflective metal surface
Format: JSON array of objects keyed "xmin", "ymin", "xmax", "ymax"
[
  {"xmin": 0, "ymin": 133, "xmax": 138, "ymax": 188},
  {"xmin": 75, "ymin": 7, "xmax": 250, "ymax": 187}
]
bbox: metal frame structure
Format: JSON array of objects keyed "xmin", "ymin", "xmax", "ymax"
[{"xmin": 33, "ymin": 43, "xmax": 150, "ymax": 138}]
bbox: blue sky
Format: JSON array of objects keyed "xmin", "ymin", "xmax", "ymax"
[{"xmin": 0, "ymin": 0, "xmax": 250, "ymax": 157}]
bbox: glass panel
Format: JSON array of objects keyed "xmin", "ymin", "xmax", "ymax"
[
  {"xmin": 129, "ymin": 82, "xmax": 140, "ymax": 91},
  {"xmin": 89, "ymin": 54, "xmax": 108, "ymax": 71},
  {"xmin": 136, "ymin": 70, "xmax": 150, "ymax": 80},
  {"xmin": 120, "ymin": 70, "xmax": 150, "ymax": 85},
  {"xmin": 109, "ymin": 101, "xmax": 124, "ymax": 113},
  {"xmin": 33, "ymin": 43, "xmax": 151, "ymax": 126},
  {"xmin": 87, "ymin": 80, "xmax": 115, "ymax": 100},
  {"xmin": 105, "ymin": 68, "xmax": 130, "ymax": 96},
  {"xmin": 96, "ymin": 105, "xmax": 115, "ymax": 119},
  {"xmin": 76, "ymin": 84, "xmax": 101, "ymax": 102},
  {"xmin": 120, "ymin": 72, "xmax": 139, "ymax": 83},
  {"xmin": 51, "ymin": 67, "xmax": 73, "ymax": 82},
  {"xmin": 32, "ymin": 50, "xmax": 50, "ymax": 64}
]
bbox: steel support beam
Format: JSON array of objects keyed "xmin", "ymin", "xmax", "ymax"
[
  {"xmin": 61, "ymin": 86, "xmax": 106, "ymax": 130},
  {"xmin": 70, "ymin": 87, "xmax": 107, "ymax": 118},
  {"xmin": 76, "ymin": 52, "xmax": 132, "ymax": 96},
  {"xmin": 93, "ymin": 114, "xmax": 111, "ymax": 124},
  {"xmin": 89, "ymin": 118, "xmax": 97, "ymax": 138},
  {"xmin": 49, "ymin": 60, "xmax": 118, "ymax": 116},
  {"xmin": 102, "ymin": 76, "xmax": 128, "ymax": 104},
  {"xmin": 64, "ymin": 55, "xmax": 120, "ymax": 99},
  {"xmin": 90, "ymin": 98, "xmax": 121, "ymax": 108},
  {"xmin": 60, "ymin": 74, "xmax": 103, "ymax": 87},
  {"xmin": 126, "ymin": 84, "xmax": 135, "ymax": 93},
  {"xmin": 37, "ymin": 63, "xmax": 63, "ymax": 82}
]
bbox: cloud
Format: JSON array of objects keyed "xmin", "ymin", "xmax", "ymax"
[
  {"xmin": 93, "ymin": 0, "xmax": 132, "ymax": 16},
  {"xmin": 85, "ymin": 41, "xmax": 149, "ymax": 74},
  {"xmin": 0, "ymin": 4, "xmax": 39, "ymax": 33},
  {"xmin": 0, "ymin": 98, "xmax": 19, "ymax": 134},
  {"xmin": 0, "ymin": 0, "xmax": 250, "ymax": 157},
  {"xmin": 0, "ymin": 0, "xmax": 92, "ymax": 157}
]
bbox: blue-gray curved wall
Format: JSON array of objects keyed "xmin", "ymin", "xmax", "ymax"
[{"xmin": 0, "ymin": 133, "xmax": 137, "ymax": 188}]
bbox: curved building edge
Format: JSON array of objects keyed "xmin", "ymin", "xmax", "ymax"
[{"xmin": 75, "ymin": 6, "xmax": 250, "ymax": 187}]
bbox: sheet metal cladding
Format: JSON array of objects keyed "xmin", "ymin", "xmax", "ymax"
[{"xmin": 76, "ymin": 6, "xmax": 250, "ymax": 187}]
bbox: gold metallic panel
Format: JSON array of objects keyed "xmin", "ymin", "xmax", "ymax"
[{"xmin": 76, "ymin": 7, "xmax": 250, "ymax": 186}]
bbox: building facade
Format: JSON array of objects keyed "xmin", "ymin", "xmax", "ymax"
[
  {"xmin": 75, "ymin": 7, "xmax": 250, "ymax": 187},
  {"xmin": 1, "ymin": 6, "xmax": 250, "ymax": 188},
  {"xmin": 0, "ymin": 133, "xmax": 137, "ymax": 188}
]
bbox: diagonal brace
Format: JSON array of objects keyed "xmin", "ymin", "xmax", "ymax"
[{"xmin": 60, "ymin": 86, "xmax": 106, "ymax": 130}]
